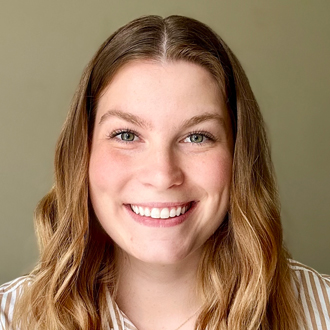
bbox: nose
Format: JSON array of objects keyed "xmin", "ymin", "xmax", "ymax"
[{"xmin": 138, "ymin": 146, "xmax": 184, "ymax": 191}]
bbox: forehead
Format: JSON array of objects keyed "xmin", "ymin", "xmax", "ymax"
[{"xmin": 97, "ymin": 60, "xmax": 225, "ymax": 114}]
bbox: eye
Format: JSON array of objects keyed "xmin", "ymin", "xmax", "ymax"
[
  {"xmin": 183, "ymin": 131, "xmax": 214, "ymax": 144},
  {"xmin": 108, "ymin": 129, "xmax": 139, "ymax": 142},
  {"xmin": 187, "ymin": 134, "xmax": 205, "ymax": 143},
  {"xmin": 119, "ymin": 131, "xmax": 136, "ymax": 141}
]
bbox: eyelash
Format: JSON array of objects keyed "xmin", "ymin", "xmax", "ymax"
[
  {"xmin": 106, "ymin": 129, "xmax": 216, "ymax": 144},
  {"xmin": 107, "ymin": 128, "xmax": 140, "ymax": 143},
  {"xmin": 184, "ymin": 131, "xmax": 216, "ymax": 144}
]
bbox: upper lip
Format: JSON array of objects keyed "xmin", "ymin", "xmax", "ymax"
[{"xmin": 126, "ymin": 201, "xmax": 194, "ymax": 208}]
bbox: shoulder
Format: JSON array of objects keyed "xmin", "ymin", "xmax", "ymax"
[
  {"xmin": 289, "ymin": 259, "xmax": 330, "ymax": 329},
  {"xmin": 0, "ymin": 276, "xmax": 33, "ymax": 330},
  {"xmin": 105, "ymin": 290, "xmax": 137, "ymax": 330}
]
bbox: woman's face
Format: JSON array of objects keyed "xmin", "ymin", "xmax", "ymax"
[{"xmin": 89, "ymin": 60, "xmax": 233, "ymax": 265}]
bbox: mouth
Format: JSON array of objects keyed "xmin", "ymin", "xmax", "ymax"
[
  {"xmin": 130, "ymin": 202, "xmax": 192, "ymax": 219},
  {"xmin": 125, "ymin": 202, "xmax": 196, "ymax": 227}
]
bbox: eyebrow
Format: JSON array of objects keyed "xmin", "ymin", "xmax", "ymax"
[
  {"xmin": 99, "ymin": 109, "xmax": 226, "ymax": 130},
  {"xmin": 99, "ymin": 109, "xmax": 151, "ymax": 129},
  {"xmin": 181, "ymin": 113, "xmax": 226, "ymax": 130}
]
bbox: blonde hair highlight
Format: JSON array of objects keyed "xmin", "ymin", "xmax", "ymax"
[{"xmin": 13, "ymin": 15, "xmax": 304, "ymax": 329}]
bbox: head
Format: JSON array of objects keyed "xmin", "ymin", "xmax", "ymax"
[
  {"xmin": 52, "ymin": 14, "xmax": 280, "ymax": 269},
  {"xmin": 26, "ymin": 15, "xmax": 300, "ymax": 330}
]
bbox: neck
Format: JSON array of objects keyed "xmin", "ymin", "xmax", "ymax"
[{"xmin": 115, "ymin": 249, "xmax": 203, "ymax": 330}]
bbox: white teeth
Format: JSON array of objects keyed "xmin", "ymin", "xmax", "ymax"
[
  {"xmin": 133, "ymin": 205, "xmax": 139, "ymax": 214},
  {"xmin": 176, "ymin": 207, "xmax": 181, "ymax": 216},
  {"xmin": 169, "ymin": 208, "xmax": 176, "ymax": 217},
  {"xmin": 151, "ymin": 208, "xmax": 160, "ymax": 218},
  {"xmin": 139, "ymin": 206, "xmax": 144, "ymax": 216},
  {"xmin": 130, "ymin": 204, "xmax": 191, "ymax": 219},
  {"xmin": 160, "ymin": 208, "xmax": 170, "ymax": 219}
]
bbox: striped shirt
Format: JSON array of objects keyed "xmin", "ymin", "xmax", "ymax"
[{"xmin": 0, "ymin": 260, "xmax": 329, "ymax": 329}]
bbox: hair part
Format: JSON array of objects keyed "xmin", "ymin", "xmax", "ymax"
[{"xmin": 14, "ymin": 15, "xmax": 304, "ymax": 329}]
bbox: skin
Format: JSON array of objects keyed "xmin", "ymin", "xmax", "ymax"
[{"xmin": 89, "ymin": 60, "xmax": 233, "ymax": 330}]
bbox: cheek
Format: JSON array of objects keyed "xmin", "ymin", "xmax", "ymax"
[
  {"xmin": 193, "ymin": 151, "xmax": 232, "ymax": 193},
  {"xmin": 89, "ymin": 147, "xmax": 131, "ymax": 192}
]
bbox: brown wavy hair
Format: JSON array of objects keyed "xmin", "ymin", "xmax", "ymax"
[{"xmin": 13, "ymin": 15, "xmax": 305, "ymax": 329}]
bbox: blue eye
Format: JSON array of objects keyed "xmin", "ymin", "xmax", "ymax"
[
  {"xmin": 183, "ymin": 131, "xmax": 216, "ymax": 145},
  {"xmin": 188, "ymin": 134, "xmax": 204, "ymax": 143},
  {"xmin": 109, "ymin": 129, "xmax": 139, "ymax": 142},
  {"xmin": 184, "ymin": 133, "xmax": 211, "ymax": 144},
  {"xmin": 119, "ymin": 132, "xmax": 136, "ymax": 141}
]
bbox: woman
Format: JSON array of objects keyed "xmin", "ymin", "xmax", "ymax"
[{"xmin": 1, "ymin": 15, "xmax": 329, "ymax": 330}]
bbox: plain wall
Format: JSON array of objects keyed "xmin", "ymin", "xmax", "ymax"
[{"xmin": 0, "ymin": 0, "xmax": 329, "ymax": 283}]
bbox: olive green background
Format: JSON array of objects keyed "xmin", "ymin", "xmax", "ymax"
[{"xmin": 0, "ymin": 1, "xmax": 329, "ymax": 283}]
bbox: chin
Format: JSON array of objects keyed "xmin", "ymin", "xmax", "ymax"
[{"xmin": 123, "ymin": 241, "xmax": 203, "ymax": 266}]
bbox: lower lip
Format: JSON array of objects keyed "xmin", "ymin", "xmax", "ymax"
[{"xmin": 124, "ymin": 202, "xmax": 197, "ymax": 227}]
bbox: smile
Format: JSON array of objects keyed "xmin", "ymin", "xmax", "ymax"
[{"xmin": 130, "ymin": 203, "xmax": 192, "ymax": 219}]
